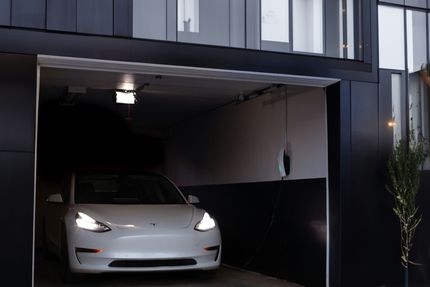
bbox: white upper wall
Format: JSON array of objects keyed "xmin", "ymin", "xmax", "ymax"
[
  {"xmin": 287, "ymin": 88, "xmax": 328, "ymax": 180},
  {"xmin": 165, "ymin": 87, "xmax": 327, "ymax": 186}
]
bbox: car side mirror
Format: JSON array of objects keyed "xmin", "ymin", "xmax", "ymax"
[
  {"xmin": 46, "ymin": 193, "xmax": 63, "ymax": 204},
  {"xmin": 187, "ymin": 195, "xmax": 200, "ymax": 204}
]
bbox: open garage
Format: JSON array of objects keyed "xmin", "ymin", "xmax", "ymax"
[{"xmin": 33, "ymin": 57, "xmax": 335, "ymax": 286}]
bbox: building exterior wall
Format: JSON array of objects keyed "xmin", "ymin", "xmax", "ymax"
[
  {"xmin": 0, "ymin": 53, "xmax": 37, "ymax": 286},
  {"xmin": 0, "ymin": 1, "xmax": 399, "ymax": 287}
]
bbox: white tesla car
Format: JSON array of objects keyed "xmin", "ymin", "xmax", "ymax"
[{"xmin": 43, "ymin": 171, "xmax": 221, "ymax": 282}]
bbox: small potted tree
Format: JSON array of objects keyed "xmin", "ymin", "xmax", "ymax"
[{"xmin": 387, "ymin": 131, "xmax": 426, "ymax": 287}]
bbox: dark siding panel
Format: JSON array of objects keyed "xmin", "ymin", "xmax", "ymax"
[
  {"xmin": 378, "ymin": 71, "xmax": 394, "ymax": 162},
  {"xmin": 410, "ymin": 171, "xmax": 430, "ymax": 285},
  {"xmin": 77, "ymin": 0, "xmax": 113, "ymax": 35},
  {"xmin": 342, "ymin": 81, "xmax": 380, "ymax": 287},
  {"xmin": 0, "ymin": 55, "xmax": 36, "ymax": 287},
  {"xmin": 114, "ymin": 0, "xmax": 132, "ymax": 37},
  {"xmin": 47, "ymin": 0, "xmax": 77, "ymax": 32},
  {"xmin": 0, "ymin": 27, "xmax": 378, "ymax": 83},
  {"xmin": 0, "ymin": 151, "xmax": 34, "ymax": 286},
  {"xmin": 0, "ymin": 53, "xmax": 36, "ymax": 285},
  {"xmin": 11, "ymin": 0, "xmax": 45, "ymax": 29},
  {"xmin": 0, "ymin": 0, "xmax": 10, "ymax": 26},
  {"xmin": 377, "ymin": 71, "xmax": 401, "ymax": 286},
  {"xmin": 326, "ymin": 81, "xmax": 349, "ymax": 287},
  {"xmin": 0, "ymin": 53, "xmax": 37, "ymax": 152}
]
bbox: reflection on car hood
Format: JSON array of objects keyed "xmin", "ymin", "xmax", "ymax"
[{"xmin": 75, "ymin": 204, "xmax": 195, "ymax": 229}]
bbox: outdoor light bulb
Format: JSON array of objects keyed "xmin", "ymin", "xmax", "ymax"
[
  {"xmin": 76, "ymin": 212, "xmax": 111, "ymax": 232},
  {"xmin": 195, "ymin": 212, "xmax": 216, "ymax": 232},
  {"xmin": 388, "ymin": 121, "xmax": 397, "ymax": 128},
  {"xmin": 115, "ymin": 91, "xmax": 136, "ymax": 104}
]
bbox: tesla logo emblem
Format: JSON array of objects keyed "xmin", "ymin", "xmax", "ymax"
[{"xmin": 150, "ymin": 223, "xmax": 156, "ymax": 227}]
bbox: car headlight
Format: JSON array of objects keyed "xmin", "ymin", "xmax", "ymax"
[
  {"xmin": 195, "ymin": 212, "xmax": 216, "ymax": 232},
  {"xmin": 75, "ymin": 212, "xmax": 111, "ymax": 232}
]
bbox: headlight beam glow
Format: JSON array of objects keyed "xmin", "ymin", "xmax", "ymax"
[
  {"xmin": 76, "ymin": 212, "xmax": 111, "ymax": 232},
  {"xmin": 195, "ymin": 212, "xmax": 216, "ymax": 232}
]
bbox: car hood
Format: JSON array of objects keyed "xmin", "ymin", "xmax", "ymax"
[{"xmin": 74, "ymin": 204, "xmax": 196, "ymax": 229}]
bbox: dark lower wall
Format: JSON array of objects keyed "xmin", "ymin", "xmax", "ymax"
[
  {"xmin": 409, "ymin": 171, "xmax": 430, "ymax": 286},
  {"xmin": 0, "ymin": 53, "xmax": 37, "ymax": 286},
  {"xmin": 181, "ymin": 178, "xmax": 327, "ymax": 287},
  {"xmin": 328, "ymin": 77, "xmax": 430, "ymax": 287}
]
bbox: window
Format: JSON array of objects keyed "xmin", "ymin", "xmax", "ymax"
[
  {"xmin": 407, "ymin": 10, "xmax": 427, "ymax": 136},
  {"xmin": 177, "ymin": 0, "xmax": 199, "ymax": 33},
  {"xmin": 261, "ymin": 0, "xmax": 290, "ymax": 52},
  {"xmin": 177, "ymin": 0, "xmax": 230, "ymax": 46},
  {"xmin": 292, "ymin": 0, "xmax": 324, "ymax": 54},
  {"xmin": 261, "ymin": 0, "xmax": 289, "ymax": 43},
  {"xmin": 378, "ymin": 6, "xmax": 405, "ymax": 70},
  {"xmin": 391, "ymin": 73, "xmax": 403, "ymax": 143},
  {"xmin": 339, "ymin": 0, "xmax": 356, "ymax": 59},
  {"xmin": 406, "ymin": 9, "xmax": 429, "ymax": 169},
  {"xmin": 407, "ymin": 10, "xmax": 426, "ymax": 73},
  {"xmin": 133, "ymin": 0, "xmax": 167, "ymax": 40}
]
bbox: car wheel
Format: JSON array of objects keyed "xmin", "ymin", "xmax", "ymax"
[{"xmin": 61, "ymin": 230, "xmax": 80, "ymax": 284}]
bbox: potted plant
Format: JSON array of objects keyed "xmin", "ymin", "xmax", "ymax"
[{"xmin": 386, "ymin": 131, "xmax": 426, "ymax": 287}]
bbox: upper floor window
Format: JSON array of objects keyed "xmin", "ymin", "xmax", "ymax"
[
  {"xmin": 292, "ymin": 0, "xmax": 323, "ymax": 54},
  {"xmin": 378, "ymin": 6, "xmax": 405, "ymax": 70},
  {"xmin": 261, "ymin": 0, "xmax": 289, "ymax": 43},
  {"xmin": 178, "ymin": 0, "xmax": 199, "ymax": 33},
  {"xmin": 131, "ymin": 0, "xmax": 364, "ymax": 60}
]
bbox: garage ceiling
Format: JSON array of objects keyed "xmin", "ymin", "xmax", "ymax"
[{"xmin": 40, "ymin": 67, "xmax": 315, "ymax": 133}]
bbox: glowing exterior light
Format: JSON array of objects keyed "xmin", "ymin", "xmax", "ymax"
[
  {"xmin": 388, "ymin": 121, "xmax": 397, "ymax": 128},
  {"xmin": 115, "ymin": 91, "xmax": 136, "ymax": 104}
]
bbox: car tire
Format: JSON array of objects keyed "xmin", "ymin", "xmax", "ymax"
[{"xmin": 61, "ymin": 229, "xmax": 80, "ymax": 284}]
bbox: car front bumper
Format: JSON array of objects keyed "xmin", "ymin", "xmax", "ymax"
[{"xmin": 66, "ymin": 225, "xmax": 221, "ymax": 274}]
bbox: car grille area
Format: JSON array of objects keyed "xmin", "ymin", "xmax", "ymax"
[{"xmin": 108, "ymin": 259, "xmax": 197, "ymax": 268}]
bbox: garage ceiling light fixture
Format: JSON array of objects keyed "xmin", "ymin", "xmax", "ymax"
[{"xmin": 115, "ymin": 90, "xmax": 136, "ymax": 104}]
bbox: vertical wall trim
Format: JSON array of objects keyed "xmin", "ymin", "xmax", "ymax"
[
  {"xmin": 403, "ymin": 7, "xmax": 410, "ymax": 138},
  {"xmin": 31, "ymin": 63, "xmax": 40, "ymax": 287},
  {"xmin": 75, "ymin": 0, "xmax": 78, "ymax": 32},
  {"xmin": 325, "ymin": 89, "xmax": 330, "ymax": 287},
  {"xmin": 245, "ymin": 0, "xmax": 260, "ymax": 49}
]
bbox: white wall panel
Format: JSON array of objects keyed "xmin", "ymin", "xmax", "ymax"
[{"xmin": 166, "ymin": 87, "xmax": 328, "ymax": 186}]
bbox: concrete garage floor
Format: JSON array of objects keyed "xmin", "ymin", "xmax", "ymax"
[{"xmin": 35, "ymin": 250, "xmax": 303, "ymax": 287}]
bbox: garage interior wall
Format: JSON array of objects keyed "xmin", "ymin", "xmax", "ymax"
[
  {"xmin": 167, "ymin": 87, "xmax": 328, "ymax": 286},
  {"xmin": 166, "ymin": 87, "xmax": 328, "ymax": 185},
  {"xmin": 0, "ymin": 53, "xmax": 37, "ymax": 286}
]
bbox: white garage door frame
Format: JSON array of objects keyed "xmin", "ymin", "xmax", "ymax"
[{"xmin": 33, "ymin": 54, "xmax": 340, "ymax": 287}]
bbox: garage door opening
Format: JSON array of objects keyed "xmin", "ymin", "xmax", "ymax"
[{"xmin": 34, "ymin": 56, "xmax": 338, "ymax": 287}]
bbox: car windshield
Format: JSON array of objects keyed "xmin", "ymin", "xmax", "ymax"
[{"xmin": 75, "ymin": 173, "xmax": 186, "ymax": 205}]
